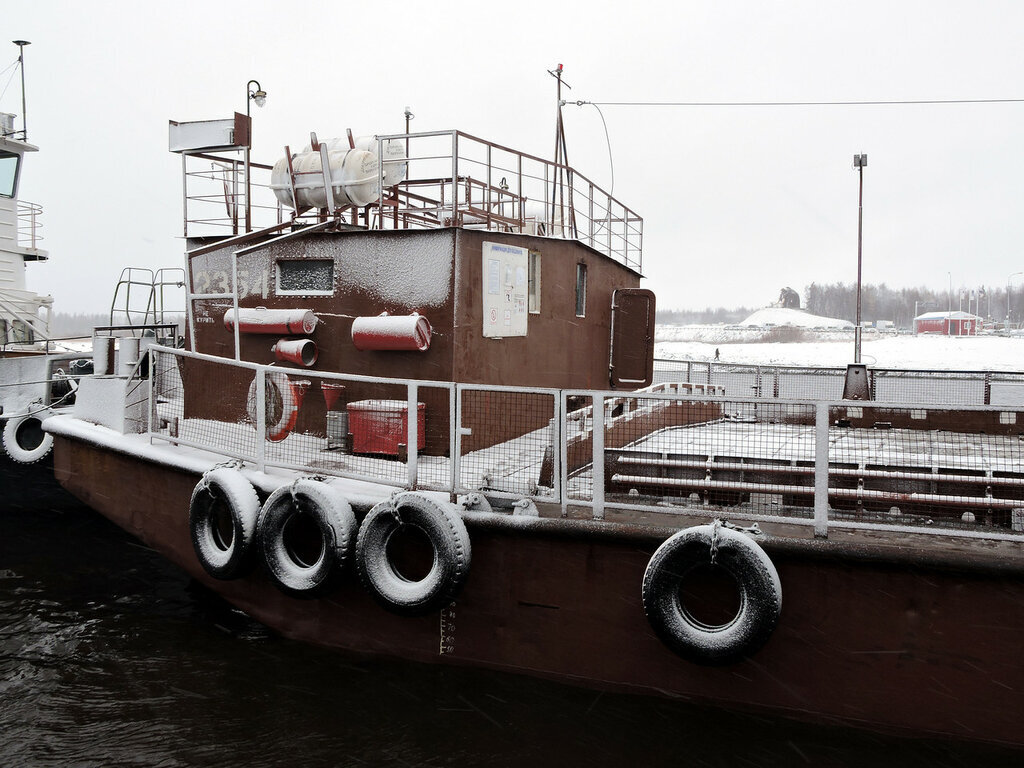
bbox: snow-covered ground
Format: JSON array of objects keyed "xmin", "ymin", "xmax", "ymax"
[
  {"xmin": 656, "ymin": 327, "xmax": 1024, "ymax": 370},
  {"xmin": 738, "ymin": 307, "xmax": 853, "ymax": 328}
]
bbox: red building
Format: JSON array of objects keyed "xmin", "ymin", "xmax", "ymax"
[{"xmin": 914, "ymin": 311, "xmax": 981, "ymax": 336}]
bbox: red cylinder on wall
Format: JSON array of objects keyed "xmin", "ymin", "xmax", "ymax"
[{"xmin": 351, "ymin": 313, "xmax": 431, "ymax": 352}]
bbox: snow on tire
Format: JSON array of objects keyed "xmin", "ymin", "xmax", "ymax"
[
  {"xmin": 642, "ymin": 523, "xmax": 782, "ymax": 665},
  {"xmin": 2, "ymin": 414, "xmax": 53, "ymax": 464},
  {"xmin": 189, "ymin": 467, "xmax": 261, "ymax": 580},
  {"xmin": 258, "ymin": 479, "xmax": 357, "ymax": 598},
  {"xmin": 356, "ymin": 492, "xmax": 471, "ymax": 616}
]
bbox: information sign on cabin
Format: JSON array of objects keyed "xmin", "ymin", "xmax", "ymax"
[{"xmin": 482, "ymin": 241, "xmax": 528, "ymax": 338}]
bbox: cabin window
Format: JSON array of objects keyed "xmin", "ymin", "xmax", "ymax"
[
  {"xmin": 575, "ymin": 263, "xmax": 587, "ymax": 317},
  {"xmin": 528, "ymin": 251, "xmax": 541, "ymax": 313},
  {"xmin": 276, "ymin": 259, "xmax": 334, "ymax": 295},
  {"xmin": 9, "ymin": 319, "xmax": 32, "ymax": 343},
  {"xmin": 0, "ymin": 151, "xmax": 19, "ymax": 198}
]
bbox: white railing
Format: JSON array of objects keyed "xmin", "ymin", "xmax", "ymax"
[
  {"xmin": 146, "ymin": 347, "xmax": 1024, "ymax": 540},
  {"xmin": 17, "ymin": 200, "xmax": 43, "ymax": 249},
  {"xmin": 179, "ymin": 131, "xmax": 644, "ymax": 273}
]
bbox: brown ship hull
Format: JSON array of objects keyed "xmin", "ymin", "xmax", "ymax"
[{"xmin": 53, "ymin": 434, "xmax": 1024, "ymax": 747}]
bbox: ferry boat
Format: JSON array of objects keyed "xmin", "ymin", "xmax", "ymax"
[
  {"xmin": 0, "ymin": 45, "xmax": 178, "ymax": 505},
  {"xmin": 41, "ymin": 107, "xmax": 1024, "ymax": 746}
]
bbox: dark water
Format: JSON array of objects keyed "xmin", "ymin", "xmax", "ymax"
[{"xmin": 2, "ymin": 505, "xmax": 1022, "ymax": 768}]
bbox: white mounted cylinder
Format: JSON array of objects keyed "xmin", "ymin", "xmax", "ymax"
[
  {"xmin": 271, "ymin": 147, "xmax": 380, "ymax": 210},
  {"xmin": 351, "ymin": 313, "xmax": 432, "ymax": 352},
  {"xmin": 93, "ymin": 336, "xmax": 115, "ymax": 375},
  {"xmin": 118, "ymin": 337, "xmax": 140, "ymax": 376},
  {"xmin": 272, "ymin": 338, "xmax": 319, "ymax": 367},
  {"xmin": 223, "ymin": 308, "xmax": 319, "ymax": 335},
  {"xmin": 350, "ymin": 136, "xmax": 408, "ymax": 187}
]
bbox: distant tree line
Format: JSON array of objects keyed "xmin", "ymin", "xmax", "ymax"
[
  {"xmin": 803, "ymin": 282, "xmax": 1014, "ymax": 328},
  {"xmin": 658, "ymin": 283, "xmax": 1020, "ymax": 329},
  {"xmin": 656, "ymin": 306, "xmax": 754, "ymax": 325},
  {"xmin": 51, "ymin": 313, "xmax": 109, "ymax": 338}
]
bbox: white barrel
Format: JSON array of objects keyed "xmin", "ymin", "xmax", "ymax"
[
  {"xmin": 351, "ymin": 136, "xmax": 408, "ymax": 187},
  {"xmin": 118, "ymin": 337, "xmax": 140, "ymax": 376},
  {"xmin": 93, "ymin": 335, "xmax": 115, "ymax": 375},
  {"xmin": 271, "ymin": 147, "xmax": 380, "ymax": 210}
]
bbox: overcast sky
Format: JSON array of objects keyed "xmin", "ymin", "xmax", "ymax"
[{"xmin": 5, "ymin": 1, "xmax": 1024, "ymax": 314}]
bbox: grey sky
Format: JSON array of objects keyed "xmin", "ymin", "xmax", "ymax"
[{"xmin": 5, "ymin": 0, "xmax": 1023, "ymax": 313}]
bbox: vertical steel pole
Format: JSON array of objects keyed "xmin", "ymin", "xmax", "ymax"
[
  {"xmin": 813, "ymin": 401, "xmax": 829, "ymax": 538},
  {"xmin": 14, "ymin": 41, "xmax": 29, "ymax": 140},
  {"xmin": 855, "ymin": 162, "xmax": 863, "ymax": 364},
  {"xmin": 255, "ymin": 367, "xmax": 266, "ymax": 472},
  {"xmin": 592, "ymin": 395, "xmax": 605, "ymax": 520},
  {"xmin": 407, "ymin": 383, "xmax": 419, "ymax": 488}
]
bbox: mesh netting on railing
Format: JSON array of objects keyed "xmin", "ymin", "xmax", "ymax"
[
  {"xmin": 151, "ymin": 349, "xmax": 457, "ymax": 489},
  {"xmin": 148, "ymin": 349, "xmax": 1024, "ymax": 536},
  {"xmin": 654, "ymin": 359, "xmax": 1024, "ymax": 406},
  {"xmin": 564, "ymin": 389, "xmax": 1024, "ymax": 534},
  {"xmin": 458, "ymin": 387, "xmax": 558, "ymax": 498}
]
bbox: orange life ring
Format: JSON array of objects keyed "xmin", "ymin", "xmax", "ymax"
[{"xmin": 246, "ymin": 370, "xmax": 300, "ymax": 442}]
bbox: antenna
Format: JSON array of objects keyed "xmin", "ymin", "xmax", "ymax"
[
  {"xmin": 547, "ymin": 64, "xmax": 577, "ymax": 237},
  {"xmin": 12, "ymin": 40, "xmax": 30, "ymax": 141}
]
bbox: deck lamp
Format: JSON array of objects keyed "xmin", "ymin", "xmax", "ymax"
[{"xmin": 247, "ymin": 80, "xmax": 267, "ymax": 116}]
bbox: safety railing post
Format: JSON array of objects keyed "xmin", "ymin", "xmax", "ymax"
[
  {"xmin": 557, "ymin": 392, "xmax": 567, "ymax": 516},
  {"xmin": 592, "ymin": 394, "xmax": 605, "ymax": 520},
  {"xmin": 449, "ymin": 385, "xmax": 458, "ymax": 492},
  {"xmin": 147, "ymin": 347, "xmax": 155, "ymax": 440},
  {"xmin": 255, "ymin": 367, "xmax": 266, "ymax": 472},
  {"xmin": 407, "ymin": 382, "xmax": 419, "ymax": 488},
  {"xmin": 813, "ymin": 401, "xmax": 829, "ymax": 538}
]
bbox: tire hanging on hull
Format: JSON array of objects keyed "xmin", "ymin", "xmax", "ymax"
[
  {"xmin": 2, "ymin": 414, "xmax": 53, "ymax": 464},
  {"xmin": 642, "ymin": 522, "xmax": 782, "ymax": 665},
  {"xmin": 189, "ymin": 467, "xmax": 261, "ymax": 580},
  {"xmin": 356, "ymin": 492, "xmax": 471, "ymax": 616},
  {"xmin": 258, "ymin": 479, "xmax": 357, "ymax": 598}
]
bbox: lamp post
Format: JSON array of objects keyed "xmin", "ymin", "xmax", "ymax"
[
  {"xmin": 853, "ymin": 154, "xmax": 867, "ymax": 363},
  {"xmin": 1008, "ymin": 271, "xmax": 1023, "ymax": 330},
  {"xmin": 246, "ymin": 79, "xmax": 267, "ymax": 119},
  {"xmin": 244, "ymin": 80, "xmax": 267, "ymax": 233}
]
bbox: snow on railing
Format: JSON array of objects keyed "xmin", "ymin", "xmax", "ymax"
[
  {"xmin": 146, "ymin": 347, "xmax": 1024, "ymax": 540},
  {"xmin": 179, "ymin": 130, "xmax": 644, "ymax": 273}
]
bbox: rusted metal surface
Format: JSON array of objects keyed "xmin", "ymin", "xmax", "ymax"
[{"xmin": 53, "ymin": 435, "xmax": 1024, "ymax": 746}]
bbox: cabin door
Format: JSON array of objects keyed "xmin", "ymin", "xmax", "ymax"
[{"xmin": 609, "ymin": 288, "xmax": 655, "ymax": 388}]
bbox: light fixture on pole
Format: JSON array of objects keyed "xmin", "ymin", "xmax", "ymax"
[
  {"xmin": 247, "ymin": 80, "xmax": 267, "ymax": 117},
  {"xmin": 244, "ymin": 80, "xmax": 266, "ymax": 234},
  {"xmin": 842, "ymin": 153, "xmax": 870, "ymax": 401},
  {"xmin": 852, "ymin": 153, "xmax": 867, "ymax": 364}
]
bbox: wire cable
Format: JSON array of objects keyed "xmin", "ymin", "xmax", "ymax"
[{"xmin": 586, "ymin": 98, "xmax": 1024, "ymax": 107}]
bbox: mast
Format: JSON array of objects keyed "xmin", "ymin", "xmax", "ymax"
[
  {"xmin": 548, "ymin": 64, "xmax": 577, "ymax": 238},
  {"xmin": 12, "ymin": 40, "xmax": 30, "ymax": 141}
]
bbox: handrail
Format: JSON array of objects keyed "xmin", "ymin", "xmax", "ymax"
[
  {"xmin": 177, "ymin": 129, "xmax": 643, "ymax": 272},
  {"xmin": 146, "ymin": 346, "xmax": 1024, "ymax": 542}
]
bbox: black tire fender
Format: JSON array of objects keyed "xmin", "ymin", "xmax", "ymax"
[
  {"xmin": 642, "ymin": 523, "xmax": 782, "ymax": 665},
  {"xmin": 258, "ymin": 479, "xmax": 357, "ymax": 598},
  {"xmin": 356, "ymin": 492, "xmax": 471, "ymax": 616},
  {"xmin": 2, "ymin": 413, "xmax": 53, "ymax": 464},
  {"xmin": 189, "ymin": 467, "xmax": 261, "ymax": 579}
]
